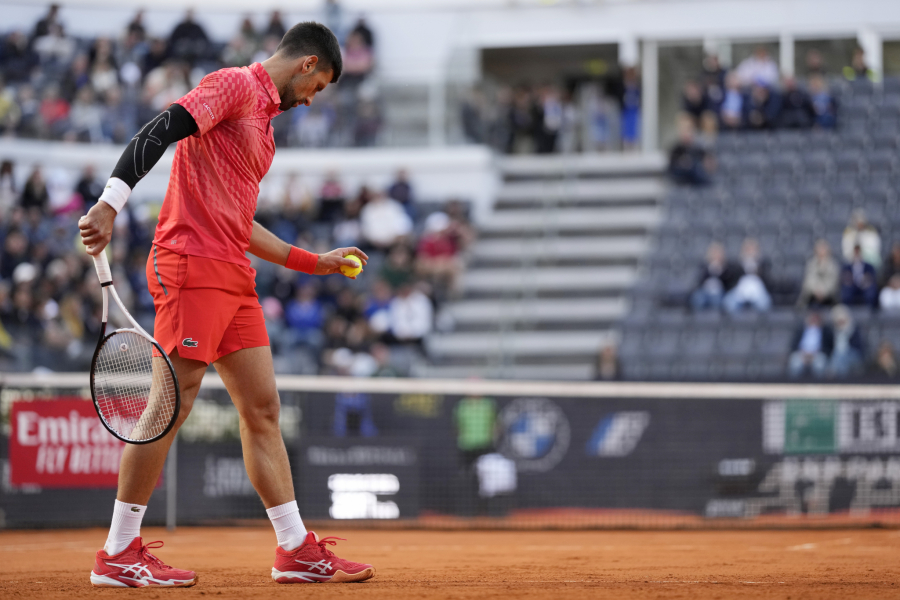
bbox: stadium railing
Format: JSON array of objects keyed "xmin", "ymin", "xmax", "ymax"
[{"xmin": 2, "ymin": 373, "xmax": 898, "ymax": 530}]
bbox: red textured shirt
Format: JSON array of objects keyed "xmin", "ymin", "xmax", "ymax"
[{"xmin": 153, "ymin": 62, "xmax": 281, "ymax": 267}]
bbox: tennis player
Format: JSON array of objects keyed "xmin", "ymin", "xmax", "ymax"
[{"xmin": 78, "ymin": 22, "xmax": 374, "ymax": 587}]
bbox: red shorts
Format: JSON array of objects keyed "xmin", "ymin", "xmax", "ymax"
[{"xmin": 146, "ymin": 245, "xmax": 269, "ymax": 365}]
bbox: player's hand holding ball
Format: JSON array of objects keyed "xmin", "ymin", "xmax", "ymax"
[{"xmin": 315, "ymin": 247, "xmax": 369, "ymax": 279}]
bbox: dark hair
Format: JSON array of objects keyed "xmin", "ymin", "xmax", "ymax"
[{"xmin": 277, "ymin": 22, "xmax": 342, "ymax": 83}]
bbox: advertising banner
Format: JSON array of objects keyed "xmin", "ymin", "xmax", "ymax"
[{"xmin": 9, "ymin": 399, "xmax": 125, "ymax": 488}]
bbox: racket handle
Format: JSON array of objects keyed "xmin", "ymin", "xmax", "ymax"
[{"xmin": 92, "ymin": 250, "xmax": 112, "ymax": 284}]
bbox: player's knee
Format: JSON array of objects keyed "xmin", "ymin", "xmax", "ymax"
[{"xmin": 240, "ymin": 393, "xmax": 281, "ymax": 432}]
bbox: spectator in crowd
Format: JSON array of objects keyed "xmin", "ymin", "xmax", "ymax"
[
  {"xmin": 593, "ymin": 343, "xmax": 621, "ymax": 381},
  {"xmin": 619, "ymin": 67, "xmax": 641, "ymax": 152},
  {"xmin": 167, "ymin": 9, "xmax": 211, "ymax": 64},
  {"xmin": 316, "ymin": 171, "xmax": 345, "ymax": 223},
  {"xmin": 285, "ymin": 283, "xmax": 325, "ymax": 349},
  {"xmin": 805, "ymin": 49, "xmax": 826, "ymax": 77},
  {"xmin": 66, "ymin": 86, "xmax": 103, "ymax": 142},
  {"xmin": 387, "ymin": 281, "xmax": 433, "ymax": 346},
  {"xmin": 798, "ymin": 239, "xmax": 840, "ymax": 308},
  {"xmin": 0, "ymin": 76, "xmax": 21, "ymax": 134},
  {"xmin": 723, "ymin": 237, "xmax": 772, "ymax": 313},
  {"xmin": 777, "ymin": 77, "xmax": 814, "ymax": 129},
  {"xmin": 879, "ymin": 274, "xmax": 900, "ymax": 313},
  {"xmin": 808, "ymin": 75, "xmax": 837, "ymax": 129},
  {"xmin": 842, "ymin": 209, "xmax": 882, "ymax": 270},
  {"xmin": 829, "ymin": 304, "xmax": 865, "ymax": 377},
  {"xmin": 380, "ymin": 244, "xmax": 415, "ymax": 289},
  {"xmin": 333, "ymin": 390, "xmax": 378, "ymax": 437},
  {"xmin": 350, "ymin": 17, "xmax": 374, "ymax": 49},
  {"xmin": 840, "ymin": 244, "xmax": 878, "ymax": 307},
  {"xmin": 19, "ymin": 166, "xmax": 48, "ymax": 213},
  {"xmin": 0, "ymin": 160, "xmax": 15, "ymax": 215},
  {"xmin": 788, "ymin": 311, "xmax": 832, "ymax": 379},
  {"xmin": 735, "ymin": 46, "xmax": 780, "ymax": 88},
  {"xmin": 668, "ymin": 118, "xmax": 714, "ymax": 185},
  {"xmin": 126, "ymin": 10, "xmax": 147, "ymax": 42},
  {"xmin": 844, "ymin": 47, "xmax": 875, "ymax": 82},
  {"xmin": 75, "ymin": 165, "xmax": 103, "ymax": 210},
  {"xmin": 340, "ymin": 30, "xmax": 374, "ymax": 88},
  {"xmin": 387, "ymin": 168, "xmax": 415, "ymax": 220},
  {"xmin": 719, "ymin": 72, "xmax": 744, "ymax": 130},
  {"xmin": 416, "ymin": 211, "xmax": 462, "ymax": 299},
  {"xmin": 700, "ymin": 54, "xmax": 726, "ymax": 112},
  {"xmin": 445, "ymin": 199, "xmax": 476, "ymax": 253},
  {"xmin": 681, "ymin": 80, "xmax": 708, "ymax": 128},
  {"xmin": 38, "ymin": 84, "xmax": 69, "ymax": 138},
  {"xmin": 743, "ymin": 84, "xmax": 781, "ymax": 130},
  {"xmin": 364, "ymin": 279, "xmax": 393, "ymax": 336},
  {"xmin": 880, "ymin": 241, "xmax": 900, "ymax": 286},
  {"xmin": 360, "ymin": 192, "xmax": 413, "ymax": 250},
  {"xmin": 691, "ymin": 241, "xmax": 742, "ymax": 311},
  {"xmin": 869, "ymin": 341, "xmax": 899, "ymax": 380},
  {"xmin": 2, "ymin": 31, "xmax": 37, "ymax": 84},
  {"xmin": 370, "ymin": 342, "xmax": 399, "ymax": 377}
]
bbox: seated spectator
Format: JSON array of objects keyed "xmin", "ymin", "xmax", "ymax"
[
  {"xmin": 723, "ymin": 237, "xmax": 772, "ymax": 313},
  {"xmin": 668, "ymin": 119, "xmax": 713, "ymax": 185},
  {"xmin": 879, "ymin": 274, "xmax": 900, "ymax": 313},
  {"xmin": 880, "ymin": 241, "xmax": 900, "ymax": 286},
  {"xmin": 445, "ymin": 199, "xmax": 476, "ymax": 253},
  {"xmin": 594, "ymin": 343, "xmax": 621, "ymax": 381},
  {"xmin": 840, "ymin": 245, "xmax": 878, "ymax": 307},
  {"xmin": 0, "ymin": 76, "xmax": 21, "ymax": 135},
  {"xmin": 370, "ymin": 343, "xmax": 399, "ymax": 377},
  {"xmin": 0, "ymin": 160, "xmax": 16, "ymax": 215},
  {"xmin": 316, "ymin": 171, "xmax": 345, "ymax": 223},
  {"xmin": 735, "ymin": 46, "xmax": 780, "ymax": 88},
  {"xmin": 364, "ymin": 279, "xmax": 393, "ymax": 335},
  {"xmin": 777, "ymin": 77, "xmax": 814, "ymax": 129},
  {"xmin": 808, "ymin": 75, "xmax": 837, "ymax": 129},
  {"xmin": 265, "ymin": 11, "xmax": 287, "ymax": 40},
  {"xmin": 798, "ymin": 239, "xmax": 840, "ymax": 308},
  {"xmin": 681, "ymin": 80, "xmax": 708, "ymax": 128},
  {"xmin": 788, "ymin": 312, "xmax": 833, "ymax": 379},
  {"xmin": 868, "ymin": 341, "xmax": 898, "ymax": 380},
  {"xmin": 19, "ymin": 167, "xmax": 48, "ymax": 214},
  {"xmin": 719, "ymin": 72, "xmax": 744, "ymax": 130},
  {"xmin": 38, "ymin": 84, "xmax": 69, "ymax": 138},
  {"xmin": 380, "ymin": 244, "xmax": 415, "ymax": 289},
  {"xmin": 416, "ymin": 212, "xmax": 462, "ymax": 299},
  {"xmin": 743, "ymin": 84, "xmax": 781, "ymax": 130},
  {"xmin": 285, "ymin": 284, "xmax": 325, "ymax": 348},
  {"xmin": 360, "ymin": 192, "xmax": 413, "ymax": 250},
  {"xmin": 350, "ymin": 17, "xmax": 374, "ymax": 49},
  {"xmin": 805, "ymin": 49, "xmax": 826, "ymax": 77},
  {"xmin": 387, "ymin": 281, "xmax": 433, "ymax": 346},
  {"xmin": 844, "ymin": 47, "xmax": 875, "ymax": 82},
  {"xmin": 619, "ymin": 67, "xmax": 641, "ymax": 152},
  {"xmin": 66, "ymin": 86, "xmax": 103, "ymax": 142},
  {"xmin": 168, "ymin": 9, "xmax": 211, "ymax": 64},
  {"xmin": 75, "ymin": 165, "xmax": 103, "ymax": 210},
  {"xmin": 842, "ymin": 209, "xmax": 882, "ymax": 270},
  {"xmin": 387, "ymin": 169, "xmax": 415, "ymax": 220},
  {"xmin": 700, "ymin": 54, "xmax": 726, "ymax": 113},
  {"xmin": 340, "ymin": 31, "xmax": 374, "ymax": 88},
  {"xmin": 691, "ymin": 241, "xmax": 742, "ymax": 311},
  {"xmin": 829, "ymin": 304, "xmax": 864, "ymax": 377}
]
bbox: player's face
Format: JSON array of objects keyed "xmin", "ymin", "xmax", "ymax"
[{"xmin": 280, "ymin": 66, "xmax": 333, "ymax": 111}]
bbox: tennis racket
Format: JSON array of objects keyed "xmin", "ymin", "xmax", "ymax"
[{"xmin": 89, "ymin": 250, "xmax": 180, "ymax": 444}]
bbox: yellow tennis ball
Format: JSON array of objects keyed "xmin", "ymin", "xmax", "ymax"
[{"xmin": 340, "ymin": 254, "xmax": 362, "ymax": 277}]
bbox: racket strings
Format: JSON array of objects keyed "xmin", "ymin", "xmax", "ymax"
[{"xmin": 94, "ymin": 331, "xmax": 177, "ymax": 442}]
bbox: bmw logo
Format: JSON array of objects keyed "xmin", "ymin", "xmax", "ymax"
[{"xmin": 495, "ymin": 398, "xmax": 570, "ymax": 472}]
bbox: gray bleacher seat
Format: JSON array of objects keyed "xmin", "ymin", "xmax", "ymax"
[
  {"xmin": 866, "ymin": 149, "xmax": 896, "ymax": 177},
  {"xmin": 871, "ymin": 131, "xmax": 899, "ymax": 151}
]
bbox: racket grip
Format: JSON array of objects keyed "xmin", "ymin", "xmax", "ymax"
[{"xmin": 92, "ymin": 251, "xmax": 112, "ymax": 284}]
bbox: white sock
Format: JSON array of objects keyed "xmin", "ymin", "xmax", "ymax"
[
  {"xmin": 266, "ymin": 500, "xmax": 307, "ymax": 551},
  {"xmin": 104, "ymin": 500, "xmax": 146, "ymax": 555}
]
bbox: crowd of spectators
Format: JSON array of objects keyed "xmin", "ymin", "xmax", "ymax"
[
  {"xmin": 0, "ymin": 158, "xmax": 475, "ymax": 375},
  {"xmin": 687, "ymin": 209, "xmax": 900, "ymax": 379},
  {"xmin": 0, "ymin": 5, "xmax": 380, "ymax": 147},
  {"xmin": 668, "ymin": 46, "xmax": 859, "ymax": 185},
  {"xmin": 460, "ymin": 66, "xmax": 642, "ymax": 154}
]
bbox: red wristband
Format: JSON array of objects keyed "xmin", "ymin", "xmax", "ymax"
[{"xmin": 286, "ymin": 246, "xmax": 318, "ymax": 274}]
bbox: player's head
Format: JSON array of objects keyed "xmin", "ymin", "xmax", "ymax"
[{"xmin": 274, "ymin": 21, "xmax": 342, "ymax": 111}]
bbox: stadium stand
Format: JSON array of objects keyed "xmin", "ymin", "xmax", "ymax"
[{"xmin": 618, "ymin": 76, "xmax": 900, "ymax": 381}]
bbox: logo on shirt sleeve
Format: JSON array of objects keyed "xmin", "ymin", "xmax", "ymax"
[{"xmin": 202, "ymin": 102, "xmax": 216, "ymax": 121}]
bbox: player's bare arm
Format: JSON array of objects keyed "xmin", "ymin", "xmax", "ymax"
[
  {"xmin": 79, "ymin": 104, "xmax": 198, "ymax": 255},
  {"xmin": 247, "ymin": 220, "xmax": 369, "ymax": 279}
]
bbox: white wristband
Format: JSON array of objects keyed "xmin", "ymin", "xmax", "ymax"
[{"xmin": 98, "ymin": 177, "xmax": 132, "ymax": 214}]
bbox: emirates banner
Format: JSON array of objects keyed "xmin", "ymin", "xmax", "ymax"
[{"xmin": 10, "ymin": 398, "xmax": 125, "ymax": 488}]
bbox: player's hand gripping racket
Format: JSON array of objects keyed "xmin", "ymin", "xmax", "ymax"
[{"xmin": 89, "ymin": 251, "xmax": 180, "ymax": 444}]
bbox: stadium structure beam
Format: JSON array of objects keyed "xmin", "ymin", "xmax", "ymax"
[{"xmin": 640, "ymin": 40, "xmax": 659, "ymax": 153}]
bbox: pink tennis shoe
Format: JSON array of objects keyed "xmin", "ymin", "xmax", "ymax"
[{"xmin": 272, "ymin": 532, "xmax": 375, "ymax": 583}]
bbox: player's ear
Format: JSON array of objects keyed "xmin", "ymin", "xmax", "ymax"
[{"xmin": 301, "ymin": 55, "xmax": 319, "ymax": 75}]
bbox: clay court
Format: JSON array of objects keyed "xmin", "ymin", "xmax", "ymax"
[{"xmin": 1, "ymin": 526, "xmax": 898, "ymax": 599}]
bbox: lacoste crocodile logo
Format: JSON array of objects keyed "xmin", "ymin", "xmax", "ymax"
[
  {"xmin": 130, "ymin": 507, "xmax": 141, "ymax": 513},
  {"xmin": 182, "ymin": 338, "xmax": 199, "ymax": 347}
]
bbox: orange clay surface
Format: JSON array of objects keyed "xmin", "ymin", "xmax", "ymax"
[{"xmin": 1, "ymin": 526, "xmax": 899, "ymax": 599}]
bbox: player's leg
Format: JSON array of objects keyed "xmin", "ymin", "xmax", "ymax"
[
  {"xmin": 214, "ymin": 346, "xmax": 374, "ymax": 583},
  {"xmin": 91, "ymin": 348, "xmax": 205, "ymax": 588}
]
